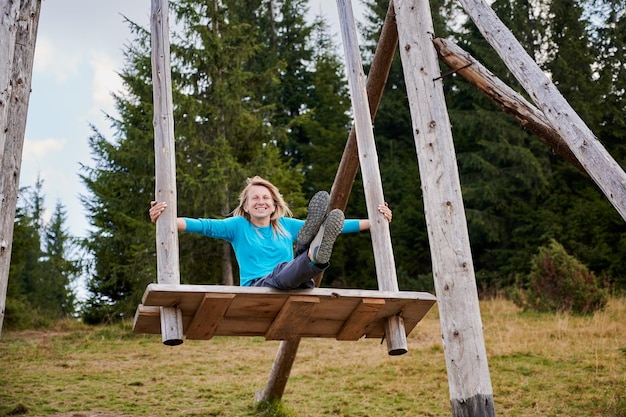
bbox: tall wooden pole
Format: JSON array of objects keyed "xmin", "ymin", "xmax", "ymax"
[
  {"xmin": 0, "ymin": 0, "xmax": 41, "ymax": 336},
  {"xmin": 151, "ymin": 0, "xmax": 183, "ymax": 346},
  {"xmin": 330, "ymin": 1, "xmax": 399, "ymax": 206},
  {"xmin": 394, "ymin": 0, "xmax": 496, "ymax": 414},
  {"xmin": 336, "ymin": 0, "xmax": 407, "ymax": 356},
  {"xmin": 457, "ymin": 0, "xmax": 626, "ymax": 221}
]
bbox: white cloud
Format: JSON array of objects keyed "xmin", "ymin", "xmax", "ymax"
[
  {"xmin": 90, "ymin": 51, "xmax": 124, "ymax": 123},
  {"xmin": 23, "ymin": 136, "xmax": 67, "ymax": 161},
  {"xmin": 33, "ymin": 37, "xmax": 81, "ymax": 83}
]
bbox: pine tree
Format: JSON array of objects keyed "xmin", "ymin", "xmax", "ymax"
[
  {"xmin": 6, "ymin": 189, "xmax": 45, "ymax": 328},
  {"xmin": 7, "ymin": 180, "xmax": 77, "ymax": 327},
  {"xmin": 41, "ymin": 201, "xmax": 79, "ymax": 317}
]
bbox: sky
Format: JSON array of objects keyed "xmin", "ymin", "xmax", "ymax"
[{"xmin": 21, "ymin": 0, "xmax": 366, "ymax": 241}]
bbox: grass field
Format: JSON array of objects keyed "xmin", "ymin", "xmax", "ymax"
[{"xmin": 1, "ymin": 297, "xmax": 625, "ymax": 417}]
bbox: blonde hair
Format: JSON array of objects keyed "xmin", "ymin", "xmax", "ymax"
[{"xmin": 233, "ymin": 176, "xmax": 292, "ymax": 236}]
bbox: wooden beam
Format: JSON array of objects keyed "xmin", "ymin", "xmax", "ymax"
[
  {"xmin": 394, "ymin": 0, "xmax": 495, "ymax": 414},
  {"xmin": 186, "ymin": 293, "xmax": 236, "ymax": 340},
  {"xmin": 337, "ymin": 0, "xmax": 407, "ymax": 355},
  {"xmin": 457, "ymin": 0, "xmax": 626, "ymax": 222},
  {"xmin": 331, "ymin": 0, "xmax": 399, "ymax": 210},
  {"xmin": 265, "ymin": 296, "xmax": 319, "ymax": 340},
  {"xmin": 337, "ymin": 298, "xmax": 385, "ymax": 340},
  {"xmin": 150, "ymin": 0, "xmax": 182, "ymax": 346},
  {"xmin": 133, "ymin": 305, "xmax": 160, "ymax": 335},
  {"xmin": 432, "ymin": 37, "xmax": 585, "ymax": 173},
  {"xmin": 160, "ymin": 306, "xmax": 183, "ymax": 346},
  {"xmin": 0, "ymin": 0, "xmax": 41, "ymax": 335}
]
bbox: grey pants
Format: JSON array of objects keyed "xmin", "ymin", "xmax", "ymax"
[{"xmin": 250, "ymin": 244, "xmax": 328, "ymax": 289}]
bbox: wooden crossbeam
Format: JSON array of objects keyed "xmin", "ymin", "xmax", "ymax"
[
  {"xmin": 265, "ymin": 296, "xmax": 319, "ymax": 340},
  {"xmin": 337, "ymin": 298, "xmax": 385, "ymax": 340},
  {"xmin": 186, "ymin": 293, "xmax": 235, "ymax": 340}
]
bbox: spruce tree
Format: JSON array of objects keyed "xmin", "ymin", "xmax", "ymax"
[
  {"xmin": 7, "ymin": 180, "xmax": 77, "ymax": 327},
  {"xmin": 6, "ymin": 188, "xmax": 45, "ymax": 328},
  {"xmin": 42, "ymin": 201, "xmax": 79, "ymax": 317}
]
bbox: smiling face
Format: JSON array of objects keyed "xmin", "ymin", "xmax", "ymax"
[{"xmin": 244, "ymin": 184, "xmax": 276, "ymax": 226}]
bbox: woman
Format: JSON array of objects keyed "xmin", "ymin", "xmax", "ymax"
[{"xmin": 149, "ymin": 176, "xmax": 392, "ymax": 289}]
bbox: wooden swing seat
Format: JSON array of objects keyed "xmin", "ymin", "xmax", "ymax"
[{"xmin": 133, "ymin": 284, "xmax": 436, "ymax": 341}]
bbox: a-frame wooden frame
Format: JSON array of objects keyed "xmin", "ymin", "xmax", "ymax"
[{"xmin": 2, "ymin": 0, "xmax": 626, "ymax": 415}]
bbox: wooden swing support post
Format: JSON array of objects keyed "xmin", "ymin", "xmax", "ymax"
[
  {"xmin": 0, "ymin": 0, "xmax": 41, "ymax": 336},
  {"xmin": 151, "ymin": 0, "xmax": 183, "ymax": 346}
]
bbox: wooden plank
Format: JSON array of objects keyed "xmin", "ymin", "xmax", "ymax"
[
  {"xmin": 140, "ymin": 283, "xmax": 430, "ymax": 303},
  {"xmin": 132, "ymin": 284, "xmax": 436, "ymax": 340},
  {"xmin": 186, "ymin": 293, "xmax": 235, "ymax": 340},
  {"xmin": 337, "ymin": 298, "xmax": 385, "ymax": 340},
  {"xmin": 265, "ymin": 296, "xmax": 319, "ymax": 340},
  {"xmin": 133, "ymin": 304, "xmax": 160, "ymax": 334}
]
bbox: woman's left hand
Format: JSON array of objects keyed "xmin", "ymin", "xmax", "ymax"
[{"xmin": 378, "ymin": 202, "xmax": 392, "ymax": 223}]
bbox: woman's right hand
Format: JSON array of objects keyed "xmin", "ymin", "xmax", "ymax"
[{"xmin": 149, "ymin": 201, "xmax": 167, "ymax": 223}]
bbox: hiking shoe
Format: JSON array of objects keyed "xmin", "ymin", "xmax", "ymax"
[
  {"xmin": 309, "ymin": 209, "xmax": 344, "ymax": 264},
  {"xmin": 297, "ymin": 191, "xmax": 330, "ymax": 246}
]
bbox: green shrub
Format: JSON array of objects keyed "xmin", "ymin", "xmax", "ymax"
[
  {"xmin": 4, "ymin": 296, "xmax": 55, "ymax": 330},
  {"xmin": 516, "ymin": 239, "xmax": 608, "ymax": 314}
]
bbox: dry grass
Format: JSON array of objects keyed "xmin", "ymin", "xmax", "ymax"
[{"xmin": 1, "ymin": 297, "xmax": 625, "ymax": 417}]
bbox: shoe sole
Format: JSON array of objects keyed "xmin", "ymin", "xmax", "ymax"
[
  {"xmin": 310, "ymin": 209, "xmax": 344, "ymax": 264},
  {"xmin": 297, "ymin": 191, "xmax": 330, "ymax": 246}
]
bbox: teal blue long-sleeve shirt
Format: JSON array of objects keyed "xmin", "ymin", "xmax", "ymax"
[{"xmin": 183, "ymin": 216, "xmax": 361, "ymax": 286}]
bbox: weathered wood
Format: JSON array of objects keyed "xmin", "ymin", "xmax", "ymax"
[
  {"xmin": 151, "ymin": 0, "xmax": 179, "ymax": 283},
  {"xmin": 337, "ymin": 298, "xmax": 385, "ymax": 341},
  {"xmin": 255, "ymin": 338, "xmax": 302, "ymax": 402},
  {"xmin": 265, "ymin": 296, "xmax": 319, "ymax": 340},
  {"xmin": 331, "ymin": 0, "xmax": 399, "ymax": 209},
  {"xmin": 151, "ymin": 0, "xmax": 182, "ymax": 345},
  {"xmin": 393, "ymin": 0, "xmax": 495, "ymax": 414},
  {"xmin": 384, "ymin": 314, "xmax": 408, "ymax": 355},
  {"xmin": 0, "ymin": 0, "xmax": 41, "ymax": 335},
  {"xmin": 160, "ymin": 306, "xmax": 183, "ymax": 346},
  {"xmin": 186, "ymin": 293, "xmax": 235, "ymax": 340},
  {"xmin": 263, "ymin": 1, "xmax": 401, "ymax": 401},
  {"xmin": 132, "ymin": 284, "xmax": 436, "ymax": 339},
  {"xmin": 433, "ymin": 38, "xmax": 585, "ymax": 174},
  {"xmin": 0, "ymin": 0, "xmax": 21, "ymax": 337},
  {"xmin": 336, "ymin": 0, "xmax": 407, "ymax": 356},
  {"xmin": 451, "ymin": 393, "xmax": 496, "ymax": 417},
  {"xmin": 458, "ymin": 0, "xmax": 626, "ymax": 222}
]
